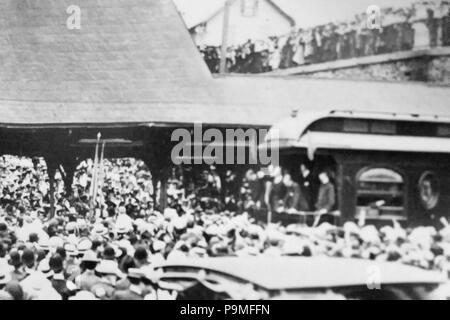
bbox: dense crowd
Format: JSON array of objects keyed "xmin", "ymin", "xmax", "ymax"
[
  {"xmin": 200, "ymin": 0, "xmax": 450, "ymax": 73},
  {"xmin": 0, "ymin": 155, "xmax": 449, "ymax": 300}
]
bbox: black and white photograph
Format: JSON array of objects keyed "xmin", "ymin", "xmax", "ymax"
[{"xmin": 0, "ymin": 0, "xmax": 449, "ymax": 303}]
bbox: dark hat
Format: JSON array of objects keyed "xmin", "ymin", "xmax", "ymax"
[
  {"xmin": 133, "ymin": 246, "xmax": 148, "ymax": 262},
  {"xmin": 21, "ymin": 249, "xmax": 35, "ymax": 266},
  {"xmin": 49, "ymin": 254, "xmax": 64, "ymax": 272},
  {"xmin": 102, "ymin": 246, "xmax": 116, "ymax": 260},
  {"xmin": 36, "ymin": 249, "xmax": 46, "ymax": 262},
  {"xmin": 28, "ymin": 233, "xmax": 39, "ymax": 243},
  {"xmin": 8, "ymin": 250, "xmax": 21, "ymax": 267},
  {"xmin": 55, "ymin": 247, "xmax": 67, "ymax": 260},
  {"xmin": 0, "ymin": 241, "xmax": 6, "ymax": 257}
]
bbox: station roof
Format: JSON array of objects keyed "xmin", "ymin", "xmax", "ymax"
[
  {"xmin": 0, "ymin": 0, "xmax": 448, "ymax": 129},
  {"xmin": 1, "ymin": 75, "xmax": 449, "ymax": 129},
  {"xmin": 0, "ymin": 0, "xmax": 211, "ymax": 127}
]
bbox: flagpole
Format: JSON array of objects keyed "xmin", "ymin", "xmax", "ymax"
[
  {"xmin": 90, "ymin": 132, "xmax": 101, "ymax": 214},
  {"xmin": 96, "ymin": 141, "xmax": 106, "ymax": 212},
  {"xmin": 98, "ymin": 141, "xmax": 106, "ymax": 187},
  {"xmin": 219, "ymin": 0, "xmax": 232, "ymax": 74}
]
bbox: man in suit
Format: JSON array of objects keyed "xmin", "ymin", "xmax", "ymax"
[
  {"xmin": 49, "ymin": 254, "xmax": 76, "ymax": 300},
  {"xmin": 21, "ymin": 248, "xmax": 36, "ymax": 277},
  {"xmin": 315, "ymin": 171, "xmax": 336, "ymax": 213},
  {"xmin": 91, "ymin": 260, "xmax": 123, "ymax": 300},
  {"xmin": 7, "ymin": 250, "xmax": 26, "ymax": 282},
  {"xmin": 314, "ymin": 171, "xmax": 336, "ymax": 226},
  {"xmin": 74, "ymin": 251, "xmax": 101, "ymax": 292},
  {"xmin": 282, "ymin": 174, "xmax": 309, "ymax": 212},
  {"xmin": 299, "ymin": 163, "xmax": 314, "ymax": 211}
]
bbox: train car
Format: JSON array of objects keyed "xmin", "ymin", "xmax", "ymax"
[{"xmin": 260, "ymin": 109, "xmax": 450, "ymax": 227}]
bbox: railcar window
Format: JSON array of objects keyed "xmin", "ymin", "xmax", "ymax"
[
  {"xmin": 343, "ymin": 119, "xmax": 369, "ymax": 133},
  {"xmin": 437, "ymin": 124, "xmax": 450, "ymax": 137},
  {"xmin": 418, "ymin": 171, "xmax": 440, "ymax": 210},
  {"xmin": 356, "ymin": 168, "xmax": 405, "ymax": 220},
  {"xmin": 370, "ymin": 121, "xmax": 396, "ymax": 134},
  {"xmin": 310, "ymin": 118, "xmax": 343, "ymax": 132},
  {"xmin": 397, "ymin": 122, "xmax": 435, "ymax": 136}
]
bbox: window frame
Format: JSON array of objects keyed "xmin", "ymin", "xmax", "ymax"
[
  {"xmin": 417, "ymin": 170, "xmax": 440, "ymax": 211},
  {"xmin": 354, "ymin": 165, "xmax": 406, "ymax": 220}
]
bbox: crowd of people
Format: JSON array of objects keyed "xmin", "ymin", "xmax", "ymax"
[
  {"xmin": 200, "ymin": 0, "xmax": 450, "ymax": 73},
  {"xmin": 0, "ymin": 155, "xmax": 449, "ymax": 300}
]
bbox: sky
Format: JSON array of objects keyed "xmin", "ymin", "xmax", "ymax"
[
  {"xmin": 274, "ymin": 0, "xmax": 421, "ymax": 27},
  {"xmin": 173, "ymin": 0, "xmax": 423, "ymax": 28},
  {"xmin": 174, "ymin": 0, "xmax": 225, "ymax": 28}
]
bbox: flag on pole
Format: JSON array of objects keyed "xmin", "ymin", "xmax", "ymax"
[{"xmin": 96, "ymin": 141, "xmax": 106, "ymax": 205}]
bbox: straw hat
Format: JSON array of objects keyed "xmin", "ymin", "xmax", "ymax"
[
  {"xmin": 92, "ymin": 224, "xmax": 108, "ymax": 236},
  {"xmin": 95, "ymin": 260, "xmax": 123, "ymax": 278},
  {"xmin": 0, "ymin": 269, "xmax": 11, "ymax": 285},
  {"xmin": 48, "ymin": 236, "xmax": 64, "ymax": 249},
  {"xmin": 69, "ymin": 290, "xmax": 99, "ymax": 300},
  {"xmin": 64, "ymin": 243, "xmax": 79, "ymax": 257},
  {"xmin": 77, "ymin": 238, "xmax": 93, "ymax": 253},
  {"xmin": 37, "ymin": 259, "xmax": 54, "ymax": 279},
  {"xmin": 81, "ymin": 250, "xmax": 100, "ymax": 263}
]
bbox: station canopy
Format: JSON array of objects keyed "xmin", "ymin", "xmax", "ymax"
[{"xmin": 0, "ymin": 0, "xmax": 449, "ymax": 130}]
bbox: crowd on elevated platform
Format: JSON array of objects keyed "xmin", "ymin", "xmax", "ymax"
[
  {"xmin": 0, "ymin": 155, "xmax": 449, "ymax": 299},
  {"xmin": 200, "ymin": 0, "xmax": 450, "ymax": 73}
]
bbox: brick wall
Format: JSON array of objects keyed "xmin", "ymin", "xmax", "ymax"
[{"xmin": 302, "ymin": 56, "xmax": 450, "ymax": 84}]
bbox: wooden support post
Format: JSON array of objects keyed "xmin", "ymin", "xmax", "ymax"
[
  {"xmin": 159, "ymin": 168, "xmax": 169, "ymax": 212},
  {"xmin": 62, "ymin": 163, "xmax": 76, "ymax": 197},
  {"xmin": 64, "ymin": 164, "xmax": 76, "ymax": 196},
  {"xmin": 142, "ymin": 155, "xmax": 158, "ymax": 210},
  {"xmin": 59, "ymin": 159, "xmax": 77, "ymax": 197},
  {"xmin": 45, "ymin": 159, "xmax": 58, "ymax": 219},
  {"xmin": 145, "ymin": 166, "xmax": 169, "ymax": 213},
  {"xmin": 141, "ymin": 128, "xmax": 172, "ymax": 212},
  {"xmin": 143, "ymin": 161, "xmax": 168, "ymax": 212},
  {"xmin": 150, "ymin": 171, "xmax": 158, "ymax": 207}
]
